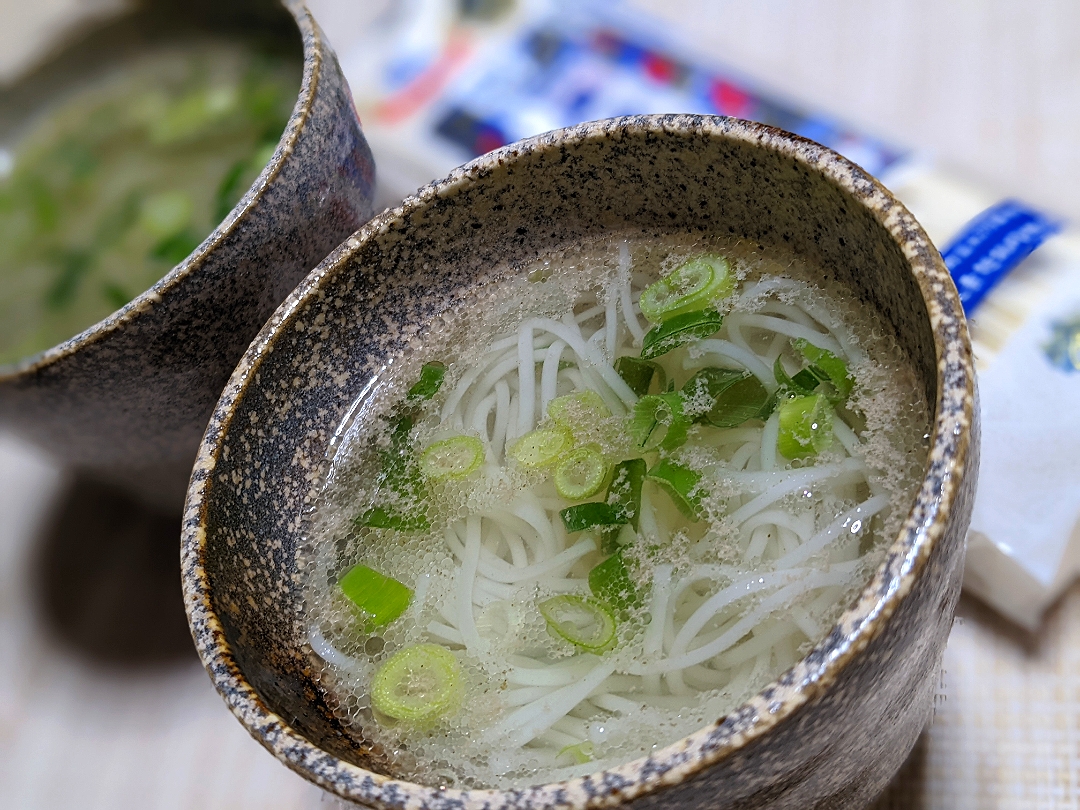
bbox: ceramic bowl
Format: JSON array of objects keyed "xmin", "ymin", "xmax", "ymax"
[
  {"xmin": 0, "ymin": 0, "xmax": 375, "ymax": 511},
  {"xmin": 183, "ymin": 115, "xmax": 978, "ymax": 808}
]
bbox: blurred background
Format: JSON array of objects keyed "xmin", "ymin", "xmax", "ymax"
[{"xmin": 1, "ymin": 0, "xmax": 1079, "ymax": 807}]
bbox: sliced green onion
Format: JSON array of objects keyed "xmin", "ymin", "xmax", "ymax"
[
  {"xmin": 372, "ymin": 644, "xmax": 462, "ymax": 726},
  {"xmin": 614, "ymin": 356, "xmax": 666, "ymax": 397},
  {"xmin": 646, "ymin": 460, "xmax": 703, "ymax": 520},
  {"xmin": 705, "ymin": 374, "xmax": 771, "ymax": 428},
  {"xmin": 606, "ymin": 458, "xmax": 645, "ymax": 529},
  {"xmin": 407, "ymin": 361, "xmax": 446, "ymax": 402},
  {"xmin": 338, "ymin": 564, "xmax": 413, "ymax": 631},
  {"xmin": 360, "ymin": 442, "xmax": 430, "ymax": 531},
  {"xmin": 420, "ymin": 436, "xmax": 484, "ymax": 480},
  {"xmin": 588, "ymin": 552, "xmax": 642, "ymax": 611},
  {"xmin": 558, "ymin": 741, "xmax": 595, "ymax": 764},
  {"xmin": 792, "ymin": 367, "xmax": 827, "ymax": 392},
  {"xmin": 560, "ymin": 502, "xmax": 622, "ymax": 533},
  {"xmin": 793, "ymin": 338, "xmax": 854, "ymax": 398},
  {"xmin": 554, "ymin": 444, "xmax": 610, "ymax": 500},
  {"xmin": 538, "ymin": 595, "xmax": 617, "ymax": 652},
  {"xmin": 640, "ymin": 308, "xmax": 723, "ymax": 360},
  {"xmin": 680, "ymin": 367, "xmax": 748, "ymax": 420},
  {"xmin": 547, "ymin": 390, "xmax": 610, "ymax": 425},
  {"xmin": 638, "ymin": 255, "xmax": 734, "ymax": 322},
  {"xmin": 509, "ymin": 426, "xmax": 574, "ymax": 468},
  {"xmin": 777, "ymin": 393, "xmax": 834, "ymax": 459},
  {"xmin": 629, "ymin": 392, "xmax": 689, "ymax": 451},
  {"xmin": 773, "ymin": 355, "xmax": 816, "ymax": 396}
]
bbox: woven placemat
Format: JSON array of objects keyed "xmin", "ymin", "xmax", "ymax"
[{"xmin": 873, "ymin": 586, "xmax": 1080, "ymax": 809}]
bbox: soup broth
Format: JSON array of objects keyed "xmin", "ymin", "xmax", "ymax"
[
  {"xmin": 0, "ymin": 40, "xmax": 300, "ymax": 365},
  {"xmin": 301, "ymin": 236, "xmax": 930, "ymax": 789}
]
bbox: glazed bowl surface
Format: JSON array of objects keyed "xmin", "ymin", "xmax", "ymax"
[
  {"xmin": 183, "ymin": 114, "xmax": 978, "ymax": 809},
  {"xmin": 0, "ymin": 0, "xmax": 375, "ymax": 511}
]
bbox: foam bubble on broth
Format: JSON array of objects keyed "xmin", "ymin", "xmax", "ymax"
[{"xmin": 299, "ymin": 234, "xmax": 930, "ymax": 789}]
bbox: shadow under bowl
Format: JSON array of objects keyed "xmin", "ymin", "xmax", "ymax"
[
  {"xmin": 0, "ymin": 0, "xmax": 376, "ymax": 512},
  {"xmin": 183, "ymin": 115, "xmax": 978, "ymax": 809}
]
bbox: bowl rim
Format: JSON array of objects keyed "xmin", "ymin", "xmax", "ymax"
[
  {"xmin": 182, "ymin": 113, "xmax": 976, "ymax": 808},
  {"xmin": 0, "ymin": 0, "xmax": 321, "ymax": 381}
]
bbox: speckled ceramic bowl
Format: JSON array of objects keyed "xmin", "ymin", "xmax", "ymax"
[
  {"xmin": 183, "ymin": 115, "xmax": 978, "ymax": 808},
  {"xmin": 0, "ymin": 0, "xmax": 375, "ymax": 511}
]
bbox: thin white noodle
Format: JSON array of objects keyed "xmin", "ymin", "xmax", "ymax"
[
  {"xmin": 526, "ymin": 317, "xmax": 638, "ymax": 406},
  {"xmin": 642, "ymin": 564, "xmax": 672, "ymax": 694},
  {"xmin": 604, "ymin": 289, "xmax": 618, "ymax": 362},
  {"xmin": 741, "ymin": 509, "xmax": 813, "ymax": 541},
  {"xmin": 504, "ymin": 685, "xmax": 559, "ymax": 707},
  {"xmin": 470, "ymin": 391, "xmax": 498, "ymax": 439},
  {"xmin": 832, "ymin": 414, "xmax": 861, "ymax": 456},
  {"xmin": 757, "ymin": 300, "xmax": 817, "ymax": 329},
  {"xmin": 494, "ymin": 660, "xmax": 618, "ymax": 747},
  {"xmin": 455, "ymin": 537, "xmax": 595, "ymax": 584},
  {"xmin": 671, "ymin": 568, "xmax": 815, "ymax": 656},
  {"xmin": 517, "ymin": 324, "xmax": 536, "ymax": 434},
  {"xmin": 619, "ymin": 242, "xmax": 645, "ymax": 343},
  {"xmin": 645, "ymin": 568, "xmax": 855, "ymax": 673},
  {"xmin": 726, "ymin": 458, "xmax": 867, "ymax": 524},
  {"xmin": 714, "ymin": 620, "xmax": 802, "ymax": 668},
  {"xmin": 456, "ymin": 516, "xmax": 483, "ymax": 650},
  {"xmin": 427, "ymin": 621, "xmax": 464, "ymax": 645},
  {"xmin": 506, "ymin": 657, "xmax": 596, "ymax": 686},
  {"xmin": 492, "ymin": 380, "xmax": 512, "ymax": 460},
  {"xmin": 307, "ymin": 626, "xmax": 364, "ymax": 672},
  {"xmin": 540, "ymin": 340, "xmax": 566, "ymax": 415},
  {"xmin": 729, "ymin": 313, "xmax": 844, "ymax": 356},
  {"xmin": 790, "ymin": 606, "xmax": 822, "ymax": 640},
  {"xmin": 774, "ymin": 494, "xmax": 890, "ymax": 569},
  {"xmin": 744, "ymin": 524, "xmax": 772, "ymax": 563},
  {"xmin": 729, "ymin": 440, "xmax": 759, "ymax": 470},
  {"xmin": 760, "ymin": 411, "xmax": 780, "ymax": 471}
]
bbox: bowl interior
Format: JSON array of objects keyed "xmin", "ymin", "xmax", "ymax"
[{"xmin": 189, "ymin": 117, "xmax": 939, "ymax": 780}]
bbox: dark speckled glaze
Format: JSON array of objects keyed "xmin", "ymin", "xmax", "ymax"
[
  {"xmin": 183, "ymin": 115, "xmax": 978, "ymax": 808},
  {"xmin": 0, "ymin": 0, "xmax": 375, "ymax": 511}
]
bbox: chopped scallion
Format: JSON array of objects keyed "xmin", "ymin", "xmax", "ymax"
[
  {"xmin": 407, "ymin": 361, "xmax": 446, "ymax": 402},
  {"xmin": 338, "ymin": 564, "xmax": 413, "ymax": 631},
  {"xmin": 629, "ymin": 393, "xmax": 689, "ymax": 451},
  {"xmin": 705, "ymin": 374, "xmax": 771, "ymax": 428},
  {"xmin": 371, "ymin": 644, "xmax": 463, "ymax": 726},
  {"xmin": 588, "ymin": 552, "xmax": 642, "ymax": 610},
  {"xmin": 638, "ymin": 255, "xmax": 734, "ymax": 323},
  {"xmin": 606, "ymin": 458, "xmax": 645, "ymax": 529},
  {"xmin": 793, "ymin": 338, "xmax": 854, "ymax": 398},
  {"xmin": 538, "ymin": 595, "xmax": 617, "ymax": 652},
  {"xmin": 640, "ymin": 308, "xmax": 724, "ymax": 360},
  {"xmin": 646, "ymin": 460, "xmax": 703, "ymax": 520},
  {"xmin": 777, "ymin": 393, "xmax": 833, "ymax": 459},
  {"xmin": 420, "ymin": 436, "xmax": 484, "ymax": 480},
  {"xmin": 509, "ymin": 426, "xmax": 574, "ymax": 468},
  {"xmin": 560, "ymin": 501, "xmax": 622, "ymax": 533},
  {"xmin": 554, "ymin": 444, "xmax": 610, "ymax": 500},
  {"xmin": 558, "ymin": 741, "xmax": 595, "ymax": 764},
  {"xmin": 547, "ymin": 390, "xmax": 610, "ymax": 425},
  {"xmin": 680, "ymin": 367, "xmax": 748, "ymax": 420},
  {"xmin": 614, "ymin": 356, "xmax": 666, "ymax": 397}
]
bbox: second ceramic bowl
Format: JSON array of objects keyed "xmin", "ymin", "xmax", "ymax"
[
  {"xmin": 0, "ymin": 0, "xmax": 375, "ymax": 511},
  {"xmin": 184, "ymin": 114, "xmax": 977, "ymax": 808}
]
